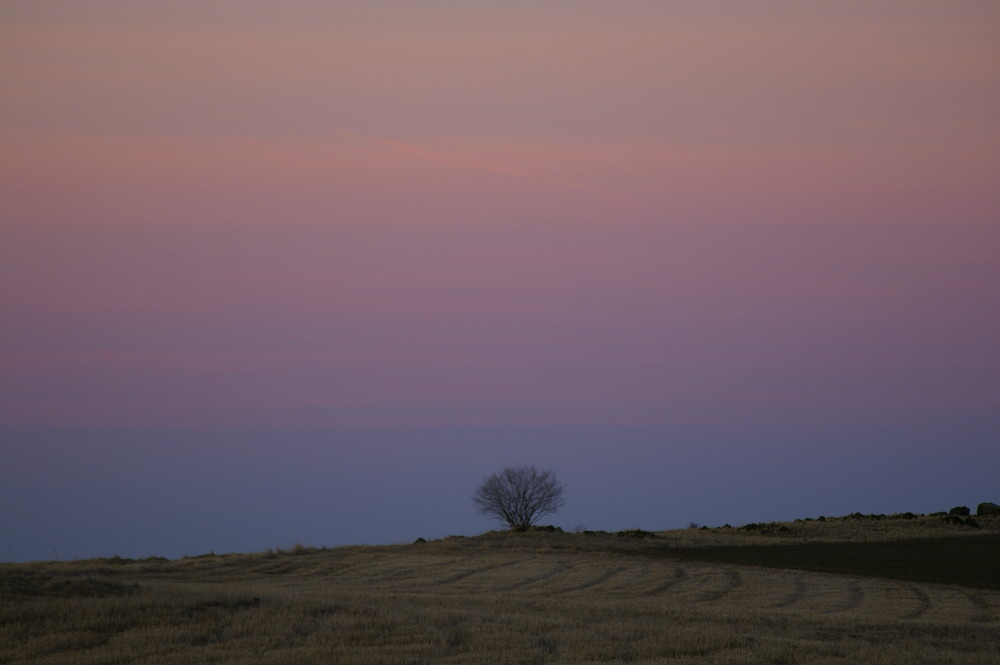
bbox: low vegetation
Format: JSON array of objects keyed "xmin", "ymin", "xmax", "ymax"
[{"xmin": 3, "ymin": 513, "xmax": 999, "ymax": 664}]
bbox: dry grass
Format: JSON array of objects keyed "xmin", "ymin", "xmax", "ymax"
[{"xmin": 3, "ymin": 516, "xmax": 999, "ymax": 664}]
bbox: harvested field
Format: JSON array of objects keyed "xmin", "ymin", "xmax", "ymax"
[{"xmin": 3, "ymin": 516, "xmax": 999, "ymax": 664}]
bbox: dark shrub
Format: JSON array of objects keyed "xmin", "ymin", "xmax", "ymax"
[{"xmin": 616, "ymin": 529, "xmax": 656, "ymax": 538}]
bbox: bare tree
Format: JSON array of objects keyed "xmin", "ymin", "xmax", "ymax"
[{"xmin": 473, "ymin": 465, "xmax": 566, "ymax": 530}]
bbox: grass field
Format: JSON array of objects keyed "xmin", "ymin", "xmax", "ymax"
[{"xmin": 3, "ymin": 514, "xmax": 999, "ymax": 664}]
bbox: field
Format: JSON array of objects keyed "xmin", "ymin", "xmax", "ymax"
[{"xmin": 3, "ymin": 514, "xmax": 999, "ymax": 664}]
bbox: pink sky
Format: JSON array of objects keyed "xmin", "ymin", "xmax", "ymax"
[
  {"xmin": 4, "ymin": 1, "xmax": 999, "ymax": 230},
  {"xmin": 2, "ymin": 1, "xmax": 999, "ymax": 559},
  {"xmin": 4, "ymin": 220, "xmax": 998, "ymax": 430}
]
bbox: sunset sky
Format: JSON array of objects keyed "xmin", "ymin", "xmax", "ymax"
[{"xmin": 3, "ymin": 1, "xmax": 999, "ymax": 561}]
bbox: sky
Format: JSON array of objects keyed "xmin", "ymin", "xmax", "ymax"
[{"xmin": 2, "ymin": 1, "xmax": 999, "ymax": 562}]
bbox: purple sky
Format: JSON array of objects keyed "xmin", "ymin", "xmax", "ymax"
[{"xmin": 2, "ymin": 1, "xmax": 999, "ymax": 561}]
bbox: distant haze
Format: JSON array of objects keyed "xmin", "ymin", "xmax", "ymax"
[{"xmin": 2, "ymin": 1, "xmax": 999, "ymax": 562}]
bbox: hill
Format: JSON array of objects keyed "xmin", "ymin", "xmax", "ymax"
[{"xmin": 2, "ymin": 513, "xmax": 998, "ymax": 664}]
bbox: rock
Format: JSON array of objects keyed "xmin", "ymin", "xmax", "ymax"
[
  {"xmin": 949, "ymin": 506, "xmax": 971, "ymax": 516},
  {"xmin": 976, "ymin": 502, "xmax": 1000, "ymax": 516}
]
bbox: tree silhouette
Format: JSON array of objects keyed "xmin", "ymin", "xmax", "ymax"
[{"xmin": 473, "ymin": 465, "xmax": 565, "ymax": 530}]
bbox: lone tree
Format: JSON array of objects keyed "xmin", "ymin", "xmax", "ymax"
[{"xmin": 473, "ymin": 465, "xmax": 566, "ymax": 530}]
